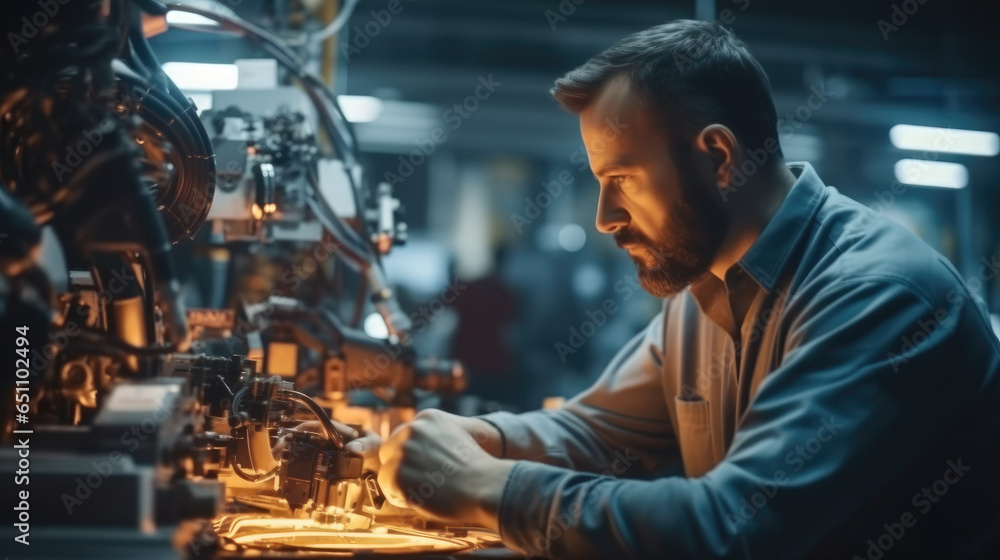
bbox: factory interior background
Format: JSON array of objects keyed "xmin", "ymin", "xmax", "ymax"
[
  {"xmin": 157, "ymin": 0, "xmax": 1000, "ymax": 412},
  {"xmin": 3, "ymin": 0, "xmax": 1000, "ymax": 557}
]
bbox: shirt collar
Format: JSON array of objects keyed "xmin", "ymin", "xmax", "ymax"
[{"xmin": 737, "ymin": 161, "xmax": 828, "ymax": 293}]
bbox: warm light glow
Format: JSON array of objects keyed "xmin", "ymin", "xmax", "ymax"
[
  {"xmin": 251, "ymin": 203, "xmax": 264, "ymax": 220},
  {"xmin": 890, "ymin": 125, "xmax": 999, "ymax": 157},
  {"xmin": 894, "ymin": 159, "xmax": 968, "ymax": 189},
  {"xmin": 162, "ymin": 62, "xmax": 238, "ymax": 91},
  {"xmin": 212, "ymin": 515, "xmax": 472, "ymax": 553}
]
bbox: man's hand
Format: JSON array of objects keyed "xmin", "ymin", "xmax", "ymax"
[
  {"xmin": 343, "ymin": 426, "xmax": 382, "ymax": 474},
  {"xmin": 378, "ymin": 409, "xmax": 515, "ymax": 532},
  {"xmin": 275, "ymin": 419, "xmax": 382, "ymax": 474}
]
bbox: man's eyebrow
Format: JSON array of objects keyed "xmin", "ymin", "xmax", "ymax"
[{"xmin": 592, "ymin": 158, "xmax": 635, "ymax": 180}]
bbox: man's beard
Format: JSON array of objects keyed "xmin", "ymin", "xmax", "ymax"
[{"xmin": 614, "ymin": 162, "xmax": 729, "ymax": 298}]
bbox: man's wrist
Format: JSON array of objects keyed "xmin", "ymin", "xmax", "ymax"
[
  {"xmin": 463, "ymin": 416, "xmax": 505, "ymax": 457},
  {"xmin": 473, "ymin": 457, "xmax": 516, "ymax": 533}
]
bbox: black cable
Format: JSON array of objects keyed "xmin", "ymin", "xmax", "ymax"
[
  {"xmin": 230, "ymin": 385, "xmax": 248, "ymax": 416},
  {"xmin": 159, "ymin": 2, "xmax": 417, "ymax": 341},
  {"xmin": 304, "ymin": 169, "xmax": 371, "ymax": 261},
  {"xmin": 111, "ymin": 0, "xmax": 131, "ymax": 58},
  {"xmin": 161, "ymin": 3, "xmax": 366, "ymax": 215},
  {"xmin": 230, "ymin": 460, "xmax": 279, "ymax": 483},
  {"xmin": 114, "ymin": 70, "xmax": 215, "ymax": 240},
  {"xmin": 136, "ymin": 253, "xmax": 159, "ymax": 344},
  {"xmin": 279, "ymin": 389, "xmax": 345, "ymax": 449},
  {"xmin": 350, "ymin": 271, "xmax": 366, "ymax": 328},
  {"xmin": 77, "ymin": 327, "xmax": 178, "ymax": 355},
  {"xmin": 125, "ymin": 21, "xmax": 210, "ymax": 158}
]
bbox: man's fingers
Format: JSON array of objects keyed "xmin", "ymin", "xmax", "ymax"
[
  {"xmin": 345, "ymin": 430, "xmax": 379, "ymax": 455},
  {"xmin": 377, "ymin": 462, "xmax": 407, "ymax": 507},
  {"xmin": 288, "ymin": 419, "xmax": 359, "ymax": 441},
  {"xmin": 330, "ymin": 419, "xmax": 360, "ymax": 440},
  {"xmin": 342, "ymin": 429, "xmax": 381, "ymax": 474}
]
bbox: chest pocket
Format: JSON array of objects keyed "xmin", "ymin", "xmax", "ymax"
[
  {"xmin": 662, "ymin": 296, "xmax": 728, "ymax": 478},
  {"xmin": 674, "ymin": 397, "xmax": 724, "ymax": 477}
]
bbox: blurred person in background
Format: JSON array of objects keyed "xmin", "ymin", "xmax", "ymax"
[{"xmin": 450, "ymin": 243, "xmax": 520, "ymax": 407}]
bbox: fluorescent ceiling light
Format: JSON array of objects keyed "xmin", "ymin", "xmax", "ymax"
[
  {"xmin": 894, "ymin": 159, "xmax": 968, "ymax": 189},
  {"xmin": 160, "ymin": 64, "xmax": 382, "ymax": 123},
  {"xmin": 890, "ymin": 124, "xmax": 999, "ymax": 157},
  {"xmin": 337, "ymin": 95, "xmax": 383, "ymax": 123},
  {"xmin": 162, "ymin": 62, "xmax": 238, "ymax": 91},
  {"xmin": 166, "ymin": 11, "xmax": 219, "ymax": 27}
]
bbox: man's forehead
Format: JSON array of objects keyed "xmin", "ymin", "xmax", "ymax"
[
  {"xmin": 580, "ymin": 75, "xmax": 641, "ymax": 131},
  {"xmin": 580, "ymin": 75, "xmax": 665, "ymax": 159}
]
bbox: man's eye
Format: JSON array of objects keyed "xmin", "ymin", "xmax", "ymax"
[{"xmin": 612, "ymin": 176, "xmax": 630, "ymax": 188}]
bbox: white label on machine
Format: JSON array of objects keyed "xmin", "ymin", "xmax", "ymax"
[{"xmin": 104, "ymin": 385, "xmax": 179, "ymax": 412}]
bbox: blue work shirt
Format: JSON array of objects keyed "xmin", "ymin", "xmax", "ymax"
[{"xmin": 481, "ymin": 162, "xmax": 1000, "ymax": 559}]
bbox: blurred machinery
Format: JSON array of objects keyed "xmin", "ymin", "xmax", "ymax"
[{"xmin": 0, "ymin": 0, "xmax": 481, "ymax": 557}]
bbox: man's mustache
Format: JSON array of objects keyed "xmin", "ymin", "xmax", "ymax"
[
  {"xmin": 614, "ymin": 230, "xmax": 680, "ymax": 261},
  {"xmin": 614, "ymin": 229, "xmax": 644, "ymax": 249}
]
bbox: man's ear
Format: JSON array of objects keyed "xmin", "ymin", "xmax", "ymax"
[{"xmin": 694, "ymin": 124, "xmax": 739, "ymax": 195}]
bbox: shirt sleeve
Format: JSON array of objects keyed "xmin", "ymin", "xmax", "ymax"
[
  {"xmin": 479, "ymin": 305, "xmax": 682, "ymax": 478},
  {"xmin": 494, "ymin": 277, "xmax": 999, "ymax": 559}
]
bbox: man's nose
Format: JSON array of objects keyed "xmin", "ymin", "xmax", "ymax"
[{"xmin": 595, "ymin": 191, "xmax": 629, "ymax": 234}]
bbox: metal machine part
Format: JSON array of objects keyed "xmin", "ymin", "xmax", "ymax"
[
  {"xmin": 112, "ymin": 62, "xmax": 216, "ymax": 244},
  {"xmin": 240, "ymin": 296, "xmax": 466, "ymax": 405},
  {"xmin": 0, "ymin": 1, "xmax": 481, "ymax": 557},
  {"xmin": 176, "ymin": 359, "xmax": 486, "ymax": 557},
  {"xmin": 203, "ymin": 106, "xmax": 322, "ymax": 242}
]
